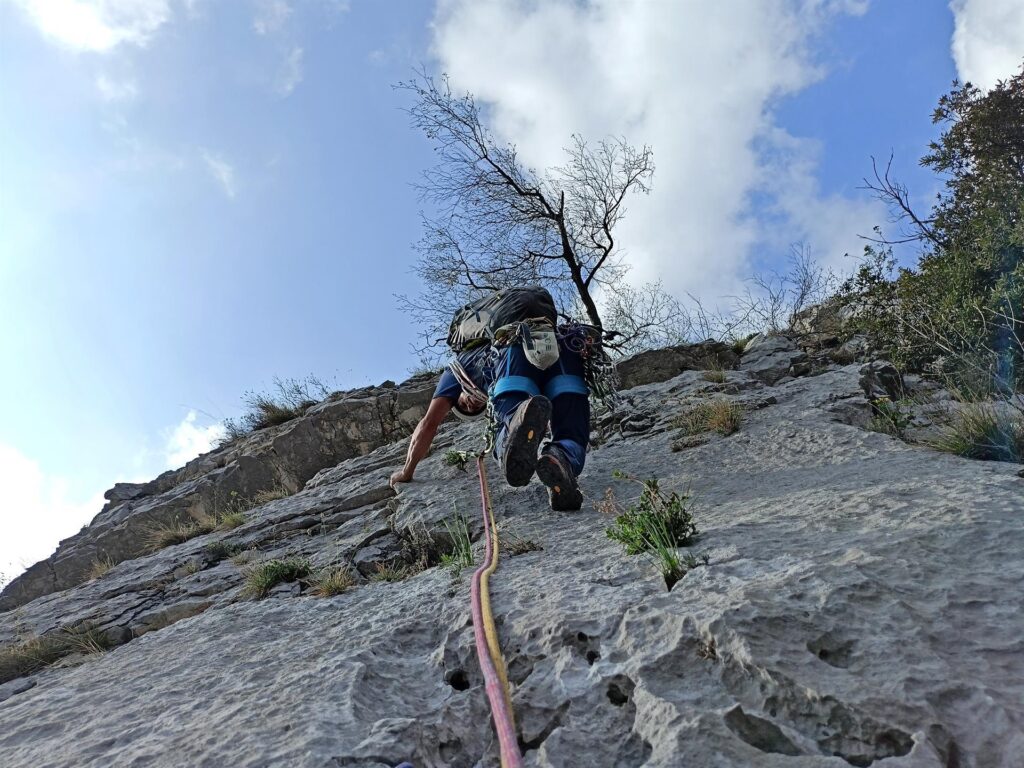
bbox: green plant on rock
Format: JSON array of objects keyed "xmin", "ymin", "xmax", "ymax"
[
  {"xmin": 604, "ymin": 473, "xmax": 704, "ymax": 590},
  {"xmin": 243, "ymin": 557, "xmax": 311, "ymax": 599},
  {"xmin": 605, "ymin": 474, "xmax": 699, "ymax": 555},
  {"xmin": 867, "ymin": 396, "xmax": 912, "ymax": 438},
  {"xmin": 439, "ymin": 512, "xmax": 474, "ymax": 574},
  {"xmin": 443, "ymin": 450, "xmax": 474, "ymax": 472}
]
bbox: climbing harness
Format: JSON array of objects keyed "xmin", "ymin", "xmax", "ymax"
[{"xmin": 471, "ymin": 455, "xmax": 523, "ymax": 768}]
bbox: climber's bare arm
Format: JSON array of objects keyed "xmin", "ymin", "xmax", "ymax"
[{"xmin": 389, "ymin": 397, "xmax": 453, "ymax": 487}]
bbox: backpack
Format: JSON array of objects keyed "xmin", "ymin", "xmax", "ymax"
[{"xmin": 447, "ymin": 285, "xmax": 557, "ymax": 352}]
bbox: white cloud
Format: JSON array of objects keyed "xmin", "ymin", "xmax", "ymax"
[
  {"xmin": 10, "ymin": 0, "xmax": 172, "ymax": 53},
  {"xmin": 253, "ymin": 0, "xmax": 291, "ymax": 35},
  {"xmin": 0, "ymin": 443, "xmax": 106, "ymax": 587},
  {"xmin": 200, "ymin": 149, "xmax": 237, "ymax": 198},
  {"xmin": 164, "ymin": 410, "xmax": 225, "ymax": 468},
  {"xmin": 96, "ymin": 73, "xmax": 138, "ymax": 101},
  {"xmin": 276, "ymin": 46, "xmax": 304, "ymax": 95},
  {"xmin": 431, "ymin": 0, "xmax": 879, "ymax": 301},
  {"xmin": 950, "ymin": 0, "xmax": 1024, "ymax": 91}
]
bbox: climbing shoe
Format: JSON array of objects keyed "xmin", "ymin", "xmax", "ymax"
[
  {"xmin": 501, "ymin": 396, "xmax": 552, "ymax": 487},
  {"xmin": 535, "ymin": 444, "xmax": 583, "ymax": 511}
]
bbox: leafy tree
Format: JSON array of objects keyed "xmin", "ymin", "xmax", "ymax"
[
  {"xmin": 395, "ymin": 73, "xmax": 657, "ymax": 353},
  {"xmin": 854, "ymin": 63, "xmax": 1024, "ymax": 386}
]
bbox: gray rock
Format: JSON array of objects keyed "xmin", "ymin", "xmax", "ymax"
[
  {"xmin": 739, "ymin": 333, "xmax": 808, "ymax": 385},
  {"xmin": 616, "ymin": 340, "xmax": 739, "ymax": 390},
  {"xmin": 0, "ymin": 363, "xmax": 1022, "ymax": 767},
  {"xmin": 860, "ymin": 359, "xmax": 905, "ymax": 402}
]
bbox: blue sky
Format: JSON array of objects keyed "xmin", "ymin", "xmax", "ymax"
[{"xmin": 1, "ymin": 0, "xmax": 1022, "ymax": 582}]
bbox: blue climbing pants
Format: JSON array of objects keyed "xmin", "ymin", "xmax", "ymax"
[{"xmin": 490, "ymin": 337, "xmax": 590, "ymax": 477}]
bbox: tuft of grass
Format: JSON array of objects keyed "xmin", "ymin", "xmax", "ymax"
[
  {"xmin": 672, "ymin": 400, "xmax": 743, "ymax": 437},
  {"xmin": 928, "ymin": 403, "xmax": 1024, "ymax": 463},
  {"xmin": 731, "ymin": 334, "xmax": 755, "ymax": 355},
  {"xmin": 88, "ymin": 555, "xmax": 115, "ymax": 581},
  {"xmin": 498, "ymin": 526, "xmax": 542, "ymax": 556},
  {"xmin": 439, "ymin": 513, "xmax": 474, "ymax": 574},
  {"xmin": 142, "ymin": 519, "xmax": 204, "ymax": 552},
  {"xmin": 702, "ymin": 366, "xmax": 727, "ymax": 384},
  {"xmin": 231, "ymin": 548, "xmax": 258, "ymax": 566},
  {"xmin": 204, "ymin": 540, "xmax": 242, "ymax": 563},
  {"xmin": 250, "ymin": 486, "xmax": 292, "ymax": 506},
  {"xmin": 605, "ymin": 474, "xmax": 699, "ymax": 556},
  {"xmin": 217, "ymin": 511, "xmax": 247, "ymax": 530},
  {"xmin": 0, "ymin": 626, "xmax": 112, "ymax": 684},
  {"xmin": 313, "ymin": 567, "xmax": 357, "ymax": 597},
  {"xmin": 642, "ymin": 514, "xmax": 710, "ymax": 590},
  {"xmin": 369, "ymin": 562, "xmax": 421, "ymax": 583},
  {"xmin": 243, "ymin": 557, "xmax": 311, "ymax": 599}
]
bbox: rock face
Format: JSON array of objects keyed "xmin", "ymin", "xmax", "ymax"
[
  {"xmin": 615, "ymin": 340, "xmax": 739, "ymax": 390},
  {"xmin": 0, "ymin": 377, "xmax": 437, "ymax": 613},
  {"xmin": 1, "ymin": 354, "xmax": 1022, "ymax": 768},
  {"xmin": 739, "ymin": 333, "xmax": 809, "ymax": 385}
]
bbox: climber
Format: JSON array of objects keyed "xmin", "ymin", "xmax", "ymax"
[{"xmin": 389, "ymin": 286, "xmax": 591, "ymax": 511}]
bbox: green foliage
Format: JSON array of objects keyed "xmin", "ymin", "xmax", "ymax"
[
  {"xmin": 928, "ymin": 403, "xmax": 1023, "ymax": 463},
  {"xmin": 439, "ymin": 512, "xmax": 474, "ymax": 574},
  {"xmin": 203, "ymin": 540, "xmax": 242, "ymax": 563},
  {"xmin": 243, "ymin": 558, "xmax": 311, "ymax": 599},
  {"xmin": 867, "ymin": 396, "xmax": 912, "ymax": 438},
  {"xmin": 443, "ymin": 450, "xmax": 473, "ymax": 472},
  {"xmin": 849, "ymin": 70, "xmax": 1024, "ymax": 381},
  {"xmin": 605, "ymin": 476, "xmax": 698, "ymax": 556}
]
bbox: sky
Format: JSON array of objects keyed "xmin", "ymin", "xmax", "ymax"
[{"xmin": 1, "ymin": 0, "xmax": 1022, "ymax": 585}]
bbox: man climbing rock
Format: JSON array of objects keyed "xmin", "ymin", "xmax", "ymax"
[{"xmin": 389, "ymin": 286, "xmax": 592, "ymax": 511}]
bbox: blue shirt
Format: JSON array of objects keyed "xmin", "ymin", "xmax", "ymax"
[{"xmin": 432, "ymin": 346, "xmax": 493, "ymax": 402}]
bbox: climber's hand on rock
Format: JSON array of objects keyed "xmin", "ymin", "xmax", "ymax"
[{"xmin": 389, "ymin": 469, "xmax": 413, "ymax": 488}]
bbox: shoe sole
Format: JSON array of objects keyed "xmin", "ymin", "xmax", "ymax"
[
  {"xmin": 536, "ymin": 454, "xmax": 583, "ymax": 511},
  {"xmin": 503, "ymin": 397, "xmax": 552, "ymax": 487}
]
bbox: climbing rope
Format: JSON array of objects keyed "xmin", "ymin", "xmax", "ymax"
[{"xmin": 470, "ymin": 455, "xmax": 523, "ymax": 768}]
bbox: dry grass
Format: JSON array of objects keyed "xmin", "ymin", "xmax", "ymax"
[
  {"xmin": 88, "ymin": 555, "xmax": 115, "ymax": 580},
  {"xmin": 672, "ymin": 399, "xmax": 743, "ymax": 437},
  {"xmin": 928, "ymin": 402, "xmax": 1023, "ymax": 462},
  {"xmin": 250, "ymin": 486, "xmax": 292, "ymax": 506},
  {"xmin": 701, "ymin": 366, "xmax": 727, "ymax": 384},
  {"xmin": 0, "ymin": 626, "xmax": 111, "ymax": 684},
  {"xmin": 369, "ymin": 562, "xmax": 422, "ymax": 583},
  {"xmin": 312, "ymin": 567, "xmax": 357, "ymax": 596}
]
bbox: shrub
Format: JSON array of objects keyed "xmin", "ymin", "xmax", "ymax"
[
  {"xmin": 605, "ymin": 474, "xmax": 698, "ymax": 555},
  {"xmin": 928, "ymin": 403, "xmax": 1024, "ymax": 462},
  {"xmin": 313, "ymin": 567, "xmax": 356, "ymax": 597},
  {"xmin": 203, "ymin": 541, "xmax": 241, "ymax": 563},
  {"xmin": 672, "ymin": 400, "xmax": 743, "ymax": 437},
  {"xmin": 867, "ymin": 397, "xmax": 912, "ymax": 438},
  {"xmin": 243, "ymin": 558, "xmax": 311, "ymax": 599}
]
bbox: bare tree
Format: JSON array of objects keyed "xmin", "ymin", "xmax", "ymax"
[
  {"xmin": 395, "ymin": 72, "xmax": 654, "ymax": 351},
  {"xmin": 730, "ymin": 243, "xmax": 839, "ymax": 333},
  {"xmin": 599, "ymin": 280, "xmax": 692, "ymax": 355}
]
